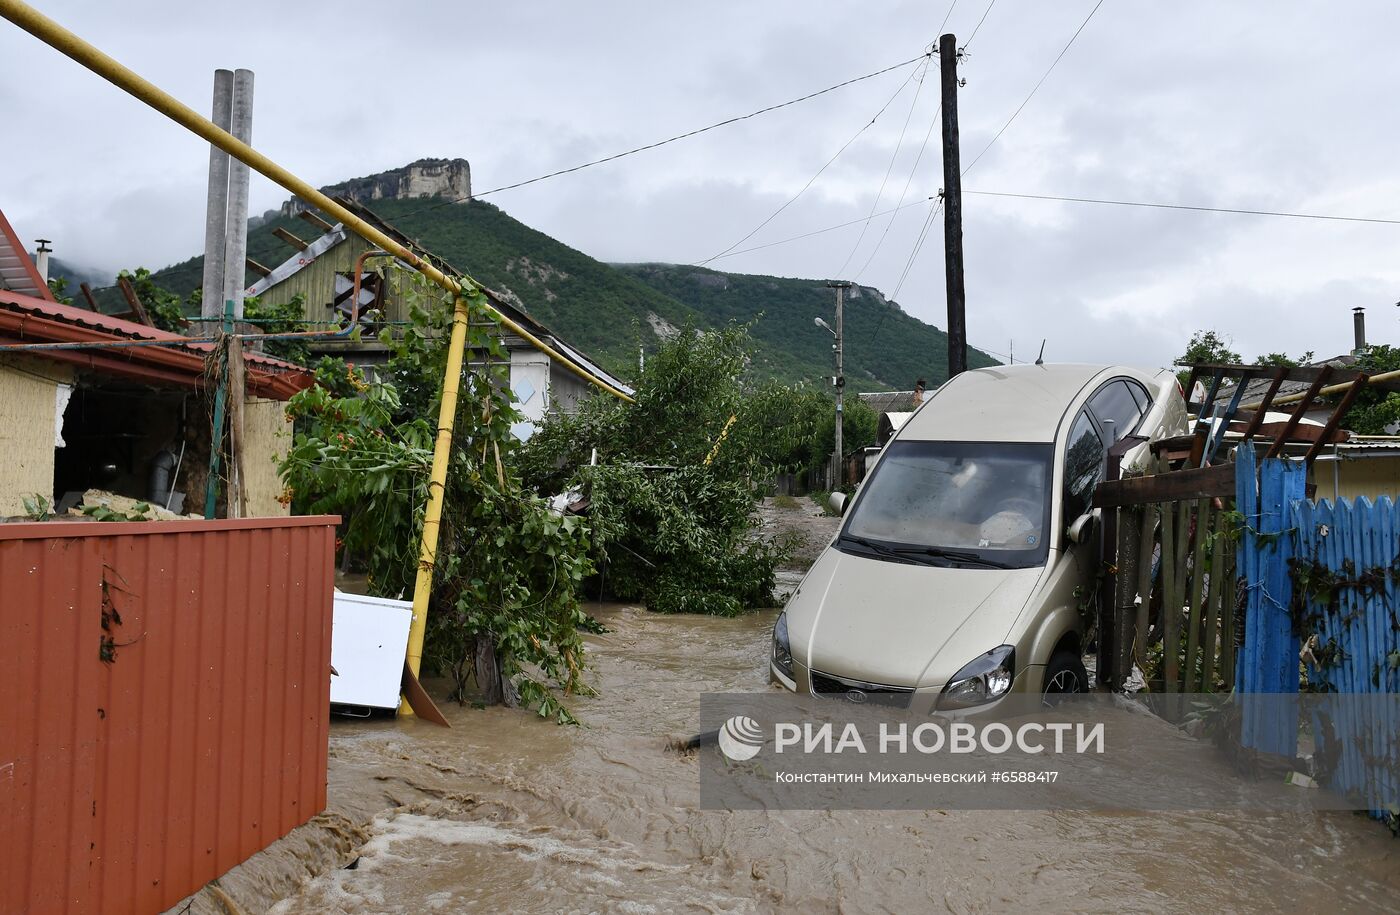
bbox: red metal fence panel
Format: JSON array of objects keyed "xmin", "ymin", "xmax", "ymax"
[{"xmin": 0, "ymin": 516, "xmax": 337, "ymax": 915}]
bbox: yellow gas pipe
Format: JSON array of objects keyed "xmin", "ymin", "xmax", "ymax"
[{"xmin": 0, "ymin": 0, "xmax": 635, "ymax": 721}]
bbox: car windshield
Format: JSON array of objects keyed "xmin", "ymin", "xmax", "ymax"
[{"xmin": 839, "ymin": 441, "xmax": 1053, "ymax": 569}]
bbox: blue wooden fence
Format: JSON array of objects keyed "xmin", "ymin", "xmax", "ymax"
[
  {"xmin": 1292, "ymin": 496, "xmax": 1400, "ymax": 819},
  {"xmin": 1234, "ymin": 447, "xmax": 1304, "ymax": 756}
]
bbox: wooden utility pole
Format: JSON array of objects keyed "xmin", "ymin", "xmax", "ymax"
[
  {"xmin": 826, "ymin": 280, "xmax": 850, "ymax": 489},
  {"xmin": 939, "ymin": 32, "xmax": 967, "ymax": 378}
]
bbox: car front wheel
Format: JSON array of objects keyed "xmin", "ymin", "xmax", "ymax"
[{"xmin": 1042, "ymin": 650, "xmax": 1089, "ymax": 697}]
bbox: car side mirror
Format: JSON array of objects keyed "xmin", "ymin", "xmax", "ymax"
[
  {"xmin": 829, "ymin": 492, "xmax": 847, "ymax": 515},
  {"xmin": 1067, "ymin": 508, "xmax": 1100, "ymax": 544}
]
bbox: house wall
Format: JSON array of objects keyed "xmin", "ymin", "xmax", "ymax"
[
  {"xmin": 241, "ymin": 397, "xmax": 292, "ymax": 517},
  {"xmin": 253, "ymin": 233, "xmax": 378, "ymax": 325},
  {"xmin": 548, "ymin": 361, "xmax": 593, "ymax": 415},
  {"xmin": 1314, "ymin": 455, "xmax": 1400, "ymax": 503},
  {"xmin": 0, "ymin": 356, "xmax": 74, "ymax": 516}
]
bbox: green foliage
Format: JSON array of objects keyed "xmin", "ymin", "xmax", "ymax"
[
  {"xmin": 1349, "ymin": 344, "xmax": 1400, "ymax": 435},
  {"xmin": 117, "ymin": 267, "xmax": 191, "ymax": 332},
  {"xmin": 245, "ymin": 294, "xmax": 312, "ymax": 365},
  {"xmin": 518, "ymin": 323, "xmax": 802, "ymax": 616},
  {"xmin": 1175, "ymin": 329, "xmax": 1241, "ymax": 386},
  {"xmin": 1255, "ymin": 349, "xmax": 1314, "ymax": 368},
  {"xmin": 21, "ymin": 494, "xmax": 53, "ymax": 521},
  {"xmin": 618, "ymin": 264, "xmax": 1000, "ymax": 390},
  {"xmin": 82, "ymin": 501, "xmax": 153, "ymax": 522},
  {"xmin": 47, "ymin": 276, "xmax": 73, "ymax": 305},
  {"xmin": 280, "ymin": 274, "xmax": 595, "ymax": 720}
]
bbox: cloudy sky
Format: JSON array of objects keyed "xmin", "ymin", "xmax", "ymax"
[{"xmin": 2, "ymin": 0, "xmax": 1397, "ymax": 368}]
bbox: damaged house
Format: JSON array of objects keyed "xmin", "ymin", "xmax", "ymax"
[
  {"xmin": 244, "ymin": 197, "xmax": 630, "ymax": 439},
  {"xmin": 0, "ymin": 208, "xmax": 312, "ymax": 518}
]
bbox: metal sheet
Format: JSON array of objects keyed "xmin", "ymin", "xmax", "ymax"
[{"xmin": 0, "ymin": 515, "xmax": 337, "ymax": 915}]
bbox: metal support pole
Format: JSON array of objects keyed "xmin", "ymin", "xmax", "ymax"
[
  {"xmin": 200, "ymin": 70, "xmax": 232, "ymax": 320},
  {"xmin": 401, "ymin": 295, "xmax": 473, "ymax": 715},
  {"xmin": 222, "ymin": 69, "xmax": 253, "ymax": 320}
]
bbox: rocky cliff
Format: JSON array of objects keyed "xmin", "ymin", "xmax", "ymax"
[{"xmin": 280, "ymin": 158, "xmax": 470, "ymax": 216}]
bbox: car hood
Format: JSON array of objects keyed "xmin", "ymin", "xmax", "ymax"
[{"xmin": 787, "ymin": 545, "xmax": 1046, "ymax": 689}]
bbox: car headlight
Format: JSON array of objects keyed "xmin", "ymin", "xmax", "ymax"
[
  {"xmin": 772, "ymin": 612, "xmax": 794, "ymax": 677},
  {"xmin": 938, "ymin": 645, "xmax": 1015, "ymax": 710}
]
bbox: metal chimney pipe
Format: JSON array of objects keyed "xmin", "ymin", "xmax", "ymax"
[
  {"xmin": 33, "ymin": 238, "xmax": 51, "ymax": 284},
  {"xmin": 221, "ymin": 68, "xmax": 254, "ymax": 320},
  {"xmin": 200, "ymin": 69, "xmax": 233, "ymax": 319},
  {"xmin": 1353, "ymin": 306, "xmax": 1367, "ymax": 353}
]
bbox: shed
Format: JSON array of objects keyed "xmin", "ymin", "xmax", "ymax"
[{"xmin": 0, "ymin": 207, "xmax": 313, "ymax": 518}]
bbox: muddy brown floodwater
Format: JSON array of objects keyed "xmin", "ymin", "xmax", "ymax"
[{"xmin": 225, "ymin": 499, "xmax": 1398, "ymax": 913}]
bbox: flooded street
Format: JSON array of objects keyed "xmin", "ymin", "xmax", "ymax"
[{"xmin": 263, "ymin": 501, "xmax": 1398, "ymax": 914}]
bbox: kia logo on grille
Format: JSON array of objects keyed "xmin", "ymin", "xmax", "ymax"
[{"xmin": 845, "ymin": 689, "xmax": 867, "ymax": 704}]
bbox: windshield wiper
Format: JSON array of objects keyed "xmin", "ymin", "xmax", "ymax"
[
  {"xmin": 894, "ymin": 546, "xmax": 1014, "ymax": 569},
  {"xmin": 838, "ymin": 535, "xmax": 924, "ymax": 564}
]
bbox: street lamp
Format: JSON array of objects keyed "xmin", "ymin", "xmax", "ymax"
[{"xmin": 814, "ymin": 317, "xmax": 834, "ymax": 335}]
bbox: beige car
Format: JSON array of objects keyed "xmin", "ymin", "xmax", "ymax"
[{"xmin": 770, "ymin": 364, "xmax": 1186, "ymax": 711}]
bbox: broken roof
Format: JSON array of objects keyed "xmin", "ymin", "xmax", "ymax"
[
  {"xmin": 0, "ymin": 287, "xmax": 312, "ymax": 400},
  {"xmin": 249, "ymin": 197, "xmax": 633, "ymax": 397},
  {"xmin": 0, "ymin": 208, "xmax": 53, "ymax": 301}
]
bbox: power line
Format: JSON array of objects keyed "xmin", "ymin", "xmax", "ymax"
[
  {"xmin": 965, "ymin": 189, "xmax": 1400, "ymax": 226},
  {"xmin": 392, "ymin": 53, "xmax": 933, "ymax": 221},
  {"xmin": 698, "ymin": 65, "xmax": 923, "ymax": 266},
  {"xmin": 961, "ymin": 0, "xmax": 1107, "ymax": 177},
  {"xmin": 868, "ymin": 197, "xmax": 943, "ymax": 349},
  {"xmin": 963, "ymin": 0, "xmax": 999, "ymax": 48},
  {"xmin": 837, "ymin": 59, "xmax": 933, "ymax": 276},
  {"xmin": 705, "ymin": 197, "xmax": 935, "ymax": 263}
]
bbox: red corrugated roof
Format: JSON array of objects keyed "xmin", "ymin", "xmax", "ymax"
[
  {"xmin": 0, "ymin": 287, "xmax": 307, "ymax": 373},
  {"xmin": 0, "ymin": 287, "xmax": 313, "ymax": 399}
]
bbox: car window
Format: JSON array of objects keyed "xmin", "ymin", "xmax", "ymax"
[
  {"xmin": 1063, "ymin": 410, "xmax": 1104, "ymax": 522},
  {"xmin": 1126, "ymin": 379, "xmax": 1152, "ymax": 413},
  {"xmin": 1088, "ymin": 380, "xmax": 1145, "ymax": 443},
  {"xmin": 840, "ymin": 441, "xmax": 1053, "ymax": 568}
]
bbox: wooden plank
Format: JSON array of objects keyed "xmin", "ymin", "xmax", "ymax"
[
  {"xmin": 1134, "ymin": 503, "xmax": 1156, "ymax": 668},
  {"xmin": 1183, "ymin": 499, "xmax": 1211, "ymax": 691},
  {"xmin": 297, "ymin": 209, "xmax": 335, "ymax": 233},
  {"xmin": 1202, "ymin": 508, "xmax": 1225, "ymax": 691},
  {"xmin": 78, "ymin": 281, "xmax": 100, "ymax": 311},
  {"xmin": 272, "ymin": 226, "xmax": 309, "ymax": 251},
  {"xmin": 1092, "ymin": 462, "xmax": 1236, "ymax": 508},
  {"xmin": 245, "ymin": 257, "xmax": 272, "ymax": 278},
  {"xmin": 1219, "ymin": 530, "xmax": 1236, "ymax": 691},
  {"xmin": 1265, "ymin": 366, "xmax": 1333, "ymax": 458},
  {"xmin": 1110, "ymin": 507, "xmax": 1141, "ymax": 690},
  {"xmin": 1303, "ymin": 375, "xmax": 1369, "ymax": 465},
  {"xmin": 116, "ymin": 274, "xmax": 154, "ymax": 327},
  {"xmin": 1239, "ymin": 367, "xmax": 1287, "ymax": 440},
  {"xmin": 1160, "ymin": 455, "xmax": 1180, "ymax": 693}
]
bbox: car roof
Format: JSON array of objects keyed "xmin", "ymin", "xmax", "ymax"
[{"xmin": 898, "ymin": 363, "xmax": 1156, "ymax": 443}]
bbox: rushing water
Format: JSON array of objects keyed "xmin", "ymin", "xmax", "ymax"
[{"xmin": 270, "ymin": 602, "xmax": 1399, "ymax": 913}]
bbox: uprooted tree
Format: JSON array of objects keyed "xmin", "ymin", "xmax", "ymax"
[
  {"xmin": 516, "ymin": 323, "xmax": 819, "ymax": 616},
  {"xmin": 279, "ymin": 275, "xmax": 595, "ymax": 722}
]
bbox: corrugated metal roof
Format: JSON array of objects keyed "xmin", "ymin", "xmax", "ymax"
[
  {"xmin": 0, "ymin": 516, "xmax": 337, "ymax": 915},
  {"xmin": 0, "ymin": 287, "xmax": 308, "ymax": 374},
  {"xmin": 0, "ymin": 207, "xmax": 52, "ymax": 300}
]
